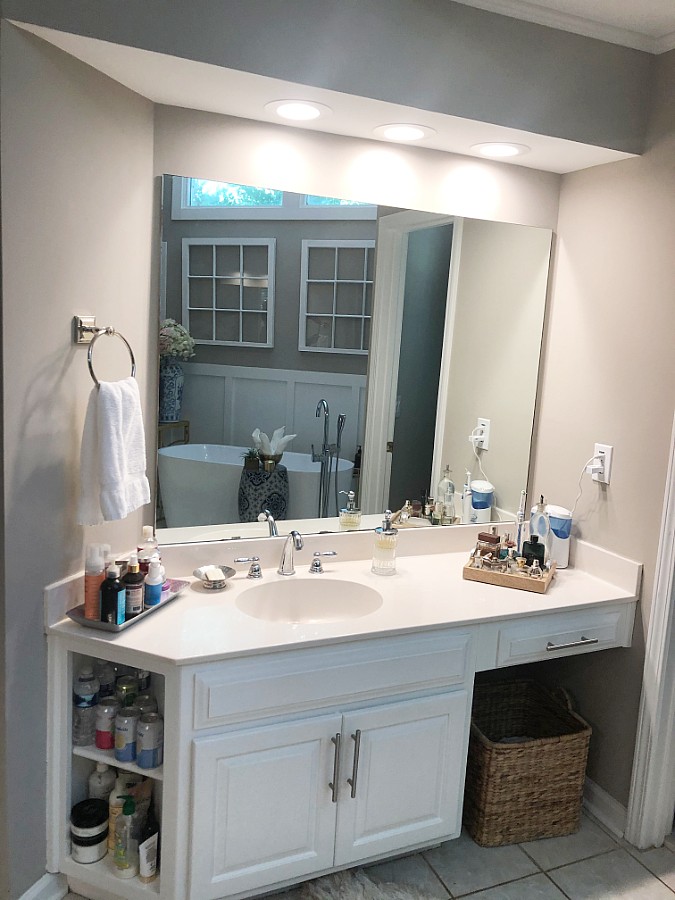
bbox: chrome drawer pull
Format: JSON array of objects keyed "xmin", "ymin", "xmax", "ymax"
[
  {"xmin": 347, "ymin": 730, "xmax": 362, "ymax": 799},
  {"xmin": 329, "ymin": 733, "xmax": 341, "ymax": 803},
  {"xmin": 546, "ymin": 635, "xmax": 599, "ymax": 652}
]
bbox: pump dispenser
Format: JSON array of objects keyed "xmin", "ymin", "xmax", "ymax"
[
  {"xmin": 371, "ymin": 510, "xmax": 398, "ymax": 576},
  {"xmin": 338, "ymin": 490, "xmax": 362, "ymax": 531},
  {"xmin": 530, "ymin": 495, "xmax": 551, "ymax": 545},
  {"xmin": 144, "ymin": 558, "xmax": 163, "ymax": 609}
]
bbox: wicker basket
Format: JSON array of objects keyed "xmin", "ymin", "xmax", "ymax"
[{"xmin": 463, "ymin": 679, "xmax": 591, "ymax": 847}]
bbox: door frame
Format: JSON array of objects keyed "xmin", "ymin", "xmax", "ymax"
[
  {"xmin": 625, "ymin": 410, "xmax": 675, "ymax": 848},
  {"xmin": 360, "ymin": 210, "xmax": 456, "ymax": 514}
]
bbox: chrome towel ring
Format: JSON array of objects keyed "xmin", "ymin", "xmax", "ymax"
[{"xmin": 87, "ymin": 327, "xmax": 137, "ymax": 387}]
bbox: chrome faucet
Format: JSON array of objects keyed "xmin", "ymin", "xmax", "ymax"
[
  {"xmin": 278, "ymin": 530, "xmax": 304, "ymax": 576},
  {"xmin": 258, "ymin": 508, "xmax": 278, "ymax": 537}
]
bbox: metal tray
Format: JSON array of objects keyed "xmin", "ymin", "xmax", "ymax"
[{"xmin": 66, "ymin": 579, "xmax": 189, "ymax": 632}]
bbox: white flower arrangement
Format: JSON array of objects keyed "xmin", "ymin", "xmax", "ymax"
[{"xmin": 159, "ymin": 319, "xmax": 196, "ymax": 361}]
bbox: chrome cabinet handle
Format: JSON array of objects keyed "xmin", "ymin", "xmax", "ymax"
[
  {"xmin": 329, "ymin": 733, "xmax": 341, "ymax": 803},
  {"xmin": 347, "ymin": 730, "xmax": 362, "ymax": 799},
  {"xmin": 546, "ymin": 635, "xmax": 599, "ymax": 651}
]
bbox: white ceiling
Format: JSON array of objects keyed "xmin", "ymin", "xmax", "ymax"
[{"xmin": 453, "ymin": 0, "xmax": 675, "ymax": 53}]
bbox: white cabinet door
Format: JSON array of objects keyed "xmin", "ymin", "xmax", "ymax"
[
  {"xmin": 190, "ymin": 713, "xmax": 341, "ymax": 899},
  {"xmin": 334, "ymin": 692, "xmax": 469, "ymax": 866}
]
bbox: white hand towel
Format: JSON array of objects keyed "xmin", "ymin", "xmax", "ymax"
[{"xmin": 78, "ymin": 377, "xmax": 151, "ymax": 525}]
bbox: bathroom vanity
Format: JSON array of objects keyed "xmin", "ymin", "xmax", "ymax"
[{"xmin": 45, "ymin": 527, "xmax": 640, "ymax": 900}]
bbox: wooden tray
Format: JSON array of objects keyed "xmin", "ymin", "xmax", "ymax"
[{"xmin": 463, "ymin": 559, "xmax": 556, "ymax": 593}]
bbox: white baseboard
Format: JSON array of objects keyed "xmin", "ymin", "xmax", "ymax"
[
  {"xmin": 584, "ymin": 776, "xmax": 627, "ymax": 839},
  {"xmin": 19, "ymin": 873, "xmax": 68, "ymax": 900}
]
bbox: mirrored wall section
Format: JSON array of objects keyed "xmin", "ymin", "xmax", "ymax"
[{"xmin": 157, "ymin": 175, "xmax": 552, "ymax": 537}]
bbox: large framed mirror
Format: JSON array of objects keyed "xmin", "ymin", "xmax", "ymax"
[{"xmin": 156, "ymin": 175, "xmax": 552, "ymax": 542}]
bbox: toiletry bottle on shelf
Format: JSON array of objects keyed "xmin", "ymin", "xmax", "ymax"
[
  {"xmin": 100, "ymin": 566, "xmax": 126, "ymax": 626},
  {"xmin": 113, "ymin": 796, "xmax": 140, "ymax": 879},
  {"xmin": 138, "ymin": 801, "xmax": 160, "ymax": 883},
  {"xmin": 88, "ymin": 762, "xmax": 116, "ymax": 801},
  {"xmin": 72, "ymin": 665, "xmax": 100, "ymax": 747},
  {"xmin": 438, "ymin": 465, "xmax": 456, "ymax": 525},
  {"xmin": 138, "ymin": 525, "xmax": 159, "ymax": 575},
  {"xmin": 144, "ymin": 559, "xmax": 163, "ymax": 609},
  {"xmin": 461, "ymin": 471, "xmax": 473, "ymax": 524},
  {"xmin": 338, "ymin": 490, "xmax": 362, "ymax": 531},
  {"xmin": 84, "ymin": 544, "xmax": 105, "ymax": 621},
  {"xmin": 123, "ymin": 553, "xmax": 144, "ymax": 619},
  {"xmin": 371, "ymin": 510, "xmax": 398, "ymax": 576}
]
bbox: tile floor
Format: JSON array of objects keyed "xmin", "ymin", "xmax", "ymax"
[{"xmin": 65, "ymin": 815, "xmax": 675, "ymax": 899}]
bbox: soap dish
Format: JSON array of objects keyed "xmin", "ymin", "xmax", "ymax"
[{"xmin": 193, "ymin": 565, "xmax": 236, "ymax": 590}]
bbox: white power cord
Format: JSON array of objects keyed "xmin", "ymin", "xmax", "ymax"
[
  {"xmin": 469, "ymin": 426, "xmax": 489, "ymax": 482},
  {"xmin": 570, "ymin": 455, "xmax": 601, "ymax": 518}
]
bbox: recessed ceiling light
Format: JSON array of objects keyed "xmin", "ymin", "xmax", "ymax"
[
  {"xmin": 265, "ymin": 100, "xmax": 331, "ymax": 121},
  {"xmin": 374, "ymin": 123, "xmax": 436, "ymax": 142},
  {"xmin": 471, "ymin": 142, "xmax": 531, "ymax": 159}
]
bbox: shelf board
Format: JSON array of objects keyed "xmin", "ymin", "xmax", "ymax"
[
  {"xmin": 63, "ymin": 854, "xmax": 160, "ymax": 897},
  {"xmin": 72, "ymin": 745, "xmax": 163, "ymax": 780}
]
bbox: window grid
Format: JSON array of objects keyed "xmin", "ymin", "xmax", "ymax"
[
  {"xmin": 299, "ymin": 240, "xmax": 375, "ymax": 355},
  {"xmin": 181, "ymin": 238, "xmax": 275, "ymax": 348}
]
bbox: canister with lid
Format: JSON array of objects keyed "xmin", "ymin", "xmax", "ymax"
[{"xmin": 70, "ymin": 798, "xmax": 109, "ymax": 864}]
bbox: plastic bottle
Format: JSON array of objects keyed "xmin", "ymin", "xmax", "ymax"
[
  {"xmin": 84, "ymin": 544, "xmax": 105, "ymax": 621},
  {"xmin": 138, "ymin": 802, "xmax": 160, "ymax": 883},
  {"xmin": 113, "ymin": 796, "xmax": 140, "ymax": 878},
  {"xmin": 72, "ymin": 665, "xmax": 100, "ymax": 747},
  {"xmin": 371, "ymin": 510, "xmax": 398, "ymax": 576},
  {"xmin": 100, "ymin": 565, "xmax": 126, "ymax": 626},
  {"xmin": 88, "ymin": 762, "xmax": 117, "ymax": 801},
  {"xmin": 530, "ymin": 495, "xmax": 551, "ymax": 543},
  {"xmin": 108, "ymin": 773, "xmax": 142, "ymax": 853},
  {"xmin": 144, "ymin": 558, "xmax": 163, "ymax": 609},
  {"xmin": 138, "ymin": 525, "xmax": 159, "ymax": 575},
  {"xmin": 123, "ymin": 553, "xmax": 144, "ymax": 619},
  {"xmin": 94, "ymin": 659, "xmax": 116, "ymax": 697},
  {"xmin": 438, "ymin": 465, "xmax": 456, "ymax": 525}
]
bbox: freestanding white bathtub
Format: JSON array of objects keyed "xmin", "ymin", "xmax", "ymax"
[{"xmin": 157, "ymin": 444, "xmax": 355, "ymax": 528}]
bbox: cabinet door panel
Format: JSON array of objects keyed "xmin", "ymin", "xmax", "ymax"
[
  {"xmin": 335, "ymin": 692, "xmax": 469, "ymax": 866},
  {"xmin": 191, "ymin": 714, "xmax": 341, "ymax": 899}
]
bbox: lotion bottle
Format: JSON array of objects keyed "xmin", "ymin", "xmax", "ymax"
[
  {"xmin": 371, "ymin": 510, "xmax": 398, "ymax": 576},
  {"xmin": 143, "ymin": 559, "xmax": 163, "ymax": 609}
]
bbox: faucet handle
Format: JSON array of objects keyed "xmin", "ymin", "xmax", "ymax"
[
  {"xmin": 309, "ymin": 550, "xmax": 337, "ymax": 574},
  {"xmin": 234, "ymin": 556, "xmax": 262, "ymax": 579}
]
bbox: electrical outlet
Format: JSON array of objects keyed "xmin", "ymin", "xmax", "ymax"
[
  {"xmin": 592, "ymin": 443, "xmax": 613, "ymax": 484},
  {"xmin": 476, "ymin": 417, "xmax": 490, "ymax": 451}
]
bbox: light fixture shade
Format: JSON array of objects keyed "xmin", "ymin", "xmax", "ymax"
[
  {"xmin": 471, "ymin": 142, "xmax": 531, "ymax": 158},
  {"xmin": 265, "ymin": 100, "xmax": 332, "ymax": 121},
  {"xmin": 374, "ymin": 123, "xmax": 436, "ymax": 142}
]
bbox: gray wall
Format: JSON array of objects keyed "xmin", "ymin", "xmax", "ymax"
[
  {"xmin": 162, "ymin": 177, "xmax": 372, "ymax": 376},
  {"xmin": 3, "ymin": 0, "xmax": 652, "ymax": 152}
]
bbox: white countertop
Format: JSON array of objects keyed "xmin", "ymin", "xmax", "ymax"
[{"xmin": 47, "ymin": 527, "xmax": 641, "ymax": 667}]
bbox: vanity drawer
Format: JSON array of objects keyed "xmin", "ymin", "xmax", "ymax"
[
  {"xmin": 495, "ymin": 604, "xmax": 634, "ymax": 667},
  {"xmin": 192, "ymin": 629, "xmax": 473, "ymax": 730}
]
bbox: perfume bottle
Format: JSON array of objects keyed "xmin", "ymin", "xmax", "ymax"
[
  {"xmin": 371, "ymin": 510, "xmax": 398, "ymax": 576},
  {"xmin": 338, "ymin": 490, "xmax": 362, "ymax": 531}
]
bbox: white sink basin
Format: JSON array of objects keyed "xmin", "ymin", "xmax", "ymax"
[{"xmin": 236, "ymin": 578, "xmax": 383, "ymax": 623}]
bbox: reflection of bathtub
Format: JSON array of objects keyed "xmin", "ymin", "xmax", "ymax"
[{"xmin": 157, "ymin": 444, "xmax": 354, "ymax": 528}]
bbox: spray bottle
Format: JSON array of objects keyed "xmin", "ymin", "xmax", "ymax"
[{"xmin": 113, "ymin": 796, "xmax": 140, "ymax": 879}]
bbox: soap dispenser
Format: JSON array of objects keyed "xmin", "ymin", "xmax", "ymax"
[
  {"xmin": 371, "ymin": 510, "xmax": 398, "ymax": 576},
  {"xmin": 338, "ymin": 490, "xmax": 362, "ymax": 531}
]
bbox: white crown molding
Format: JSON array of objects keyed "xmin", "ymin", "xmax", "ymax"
[{"xmin": 452, "ymin": 0, "xmax": 669, "ymax": 53}]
